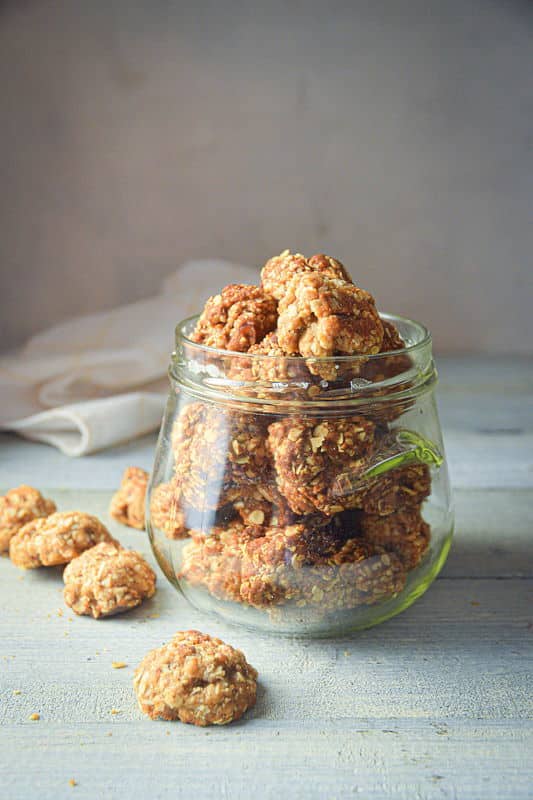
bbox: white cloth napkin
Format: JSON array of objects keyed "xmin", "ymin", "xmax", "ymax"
[{"xmin": 0, "ymin": 260, "xmax": 257, "ymax": 456}]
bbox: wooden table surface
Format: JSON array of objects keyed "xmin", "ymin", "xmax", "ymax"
[{"xmin": 1, "ymin": 357, "xmax": 532, "ymax": 800}]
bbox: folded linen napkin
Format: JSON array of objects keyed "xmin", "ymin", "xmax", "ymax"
[{"xmin": 0, "ymin": 260, "xmax": 257, "ymax": 456}]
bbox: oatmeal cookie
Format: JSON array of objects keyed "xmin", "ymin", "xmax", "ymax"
[
  {"xmin": 179, "ymin": 523, "xmax": 259, "ymax": 604},
  {"xmin": 63, "ymin": 542, "xmax": 156, "ymax": 618},
  {"xmin": 350, "ymin": 464, "xmax": 431, "ymax": 516},
  {"xmin": 191, "ymin": 284, "xmax": 277, "ymax": 352},
  {"xmin": 360, "ymin": 507, "xmax": 430, "ymax": 570},
  {"xmin": 149, "ymin": 480, "xmax": 190, "ymax": 540},
  {"xmin": 173, "ymin": 404, "xmax": 271, "ymax": 509},
  {"xmin": 276, "ymin": 273, "xmax": 383, "ymax": 379},
  {"xmin": 9, "ymin": 512, "xmax": 116, "ymax": 569},
  {"xmin": 0, "ymin": 485, "xmax": 56, "ymax": 553},
  {"xmin": 359, "ymin": 319, "xmax": 414, "ymax": 422},
  {"xmin": 268, "ymin": 416, "xmax": 376, "ymax": 515},
  {"xmin": 239, "ymin": 523, "xmax": 406, "ymax": 611},
  {"xmin": 109, "ymin": 467, "xmax": 149, "ymax": 530},
  {"xmin": 232, "ymin": 484, "xmax": 298, "ymax": 527},
  {"xmin": 261, "ymin": 250, "xmax": 352, "ymax": 301},
  {"xmin": 133, "ymin": 630, "xmax": 257, "ymax": 726}
]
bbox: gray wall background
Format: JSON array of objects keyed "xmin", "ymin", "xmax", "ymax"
[{"xmin": 0, "ymin": 0, "xmax": 532, "ymax": 355}]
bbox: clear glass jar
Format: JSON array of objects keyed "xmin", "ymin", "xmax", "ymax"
[{"xmin": 147, "ymin": 313, "xmax": 453, "ymax": 637}]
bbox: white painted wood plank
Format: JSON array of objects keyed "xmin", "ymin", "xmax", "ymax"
[{"xmin": 1, "ymin": 719, "xmax": 530, "ymax": 800}]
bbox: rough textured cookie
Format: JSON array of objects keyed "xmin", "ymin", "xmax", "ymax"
[
  {"xmin": 109, "ymin": 467, "xmax": 149, "ymax": 530},
  {"xmin": 350, "ymin": 464, "xmax": 431, "ymax": 516},
  {"xmin": 276, "ymin": 273, "xmax": 383, "ymax": 379},
  {"xmin": 362, "ymin": 319, "xmax": 408, "ymax": 376},
  {"xmin": 170, "ymin": 402, "xmax": 204, "ymax": 464},
  {"xmin": 0, "ymin": 485, "xmax": 56, "ymax": 553},
  {"xmin": 360, "ymin": 507, "xmax": 430, "ymax": 570},
  {"xmin": 261, "ymin": 250, "xmax": 352, "ymax": 301},
  {"xmin": 228, "ymin": 332, "xmax": 318, "ymax": 404},
  {"xmin": 133, "ymin": 630, "xmax": 258, "ymax": 726},
  {"xmin": 9, "ymin": 512, "xmax": 116, "ymax": 569},
  {"xmin": 173, "ymin": 404, "xmax": 271, "ymax": 509},
  {"xmin": 180, "ymin": 515, "xmax": 405, "ymax": 613},
  {"xmin": 268, "ymin": 416, "xmax": 376, "ymax": 515},
  {"xmin": 149, "ymin": 480, "xmax": 190, "ymax": 540},
  {"xmin": 191, "ymin": 284, "xmax": 277, "ymax": 352},
  {"xmin": 63, "ymin": 542, "xmax": 156, "ymax": 618},
  {"xmin": 179, "ymin": 523, "xmax": 259, "ymax": 604},
  {"xmin": 232, "ymin": 484, "xmax": 298, "ymax": 527},
  {"xmin": 239, "ymin": 523, "xmax": 406, "ymax": 611}
]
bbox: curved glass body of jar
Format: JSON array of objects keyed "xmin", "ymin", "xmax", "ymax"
[{"xmin": 147, "ymin": 314, "xmax": 454, "ymax": 637}]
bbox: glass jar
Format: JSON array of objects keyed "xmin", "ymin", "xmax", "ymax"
[{"xmin": 147, "ymin": 313, "xmax": 453, "ymax": 637}]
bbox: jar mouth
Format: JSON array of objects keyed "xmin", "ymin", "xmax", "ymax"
[
  {"xmin": 171, "ymin": 312, "xmax": 435, "ymax": 410},
  {"xmin": 176, "ymin": 312, "xmax": 431, "ymax": 364}
]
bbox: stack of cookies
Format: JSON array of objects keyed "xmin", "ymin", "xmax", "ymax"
[{"xmin": 150, "ymin": 250, "xmax": 433, "ymax": 619}]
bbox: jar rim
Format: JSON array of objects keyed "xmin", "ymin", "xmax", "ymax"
[{"xmin": 175, "ymin": 311, "xmax": 432, "ymax": 364}]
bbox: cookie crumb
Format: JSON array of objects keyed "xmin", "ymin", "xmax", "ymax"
[
  {"xmin": 13, "ymin": 689, "xmax": 22, "ymax": 695},
  {"xmin": 69, "ymin": 779, "xmax": 77, "ymax": 787},
  {"xmin": 112, "ymin": 662, "xmax": 127, "ymax": 669},
  {"xmin": 110, "ymin": 709, "xmax": 121, "ymax": 715},
  {"xmin": 29, "ymin": 713, "xmax": 40, "ymax": 721}
]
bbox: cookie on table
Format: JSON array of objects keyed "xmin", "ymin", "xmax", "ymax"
[
  {"xmin": 133, "ymin": 630, "xmax": 257, "ymax": 726},
  {"xmin": 109, "ymin": 467, "xmax": 149, "ymax": 530},
  {"xmin": 63, "ymin": 542, "xmax": 156, "ymax": 618},
  {"xmin": 360, "ymin": 506, "xmax": 430, "ymax": 570},
  {"xmin": 261, "ymin": 250, "xmax": 352, "ymax": 301},
  {"xmin": 0, "ymin": 485, "xmax": 56, "ymax": 553},
  {"xmin": 276, "ymin": 273, "xmax": 384, "ymax": 379},
  {"xmin": 191, "ymin": 284, "xmax": 277, "ymax": 352},
  {"xmin": 9, "ymin": 511, "xmax": 116, "ymax": 569},
  {"xmin": 268, "ymin": 416, "xmax": 377, "ymax": 515}
]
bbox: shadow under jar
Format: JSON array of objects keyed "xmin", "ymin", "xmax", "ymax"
[{"xmin": 147, "ymin": 313, "xmax": 454, "ymax": 637}]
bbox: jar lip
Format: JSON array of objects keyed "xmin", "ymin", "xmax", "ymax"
[{"xmin": 175, "ymin": 311, "xmax": 432, "ymax": 363}]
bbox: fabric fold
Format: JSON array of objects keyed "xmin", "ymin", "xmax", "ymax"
[{"xmin": 0, "ymin": 259, "xmax": 257, "ymax": 455}]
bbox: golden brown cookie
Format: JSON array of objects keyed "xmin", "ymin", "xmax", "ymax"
[
  {"xmin": 173, "ymin": 404, "xmax": 271, "ymax": 510},
  {"xmin": 276, "ymin": 273, "xmax": 383, "ymax": 379},
  {"xmin": 109, "ymin": 467, "xmax": 149, "ymax": 530},
  {"xmin": 149, "ymin": 480, "xmax": 190, "ymax": 540},
  {"xmin": 191, "ymin": 284, "xmax": 277, "ymax": 352},
  {"xmin": 9, "ymin": 512, "xmax": 116, "ymax": 569},
  {"xmin": 351, "ymin": 464, "xmax": 431, "ymax": 516},
  {"xmin": 261, "ymin": 250, "xmax": 352, "ymax": 301},
  {"xmin": 239, "ymin": 523, "xmax": 406, "ymax": 611},
  {"xmin": 268, "ymin": 416, "xmax": 376, "ymax": 515},
  {"xmin": 63, "ymin": 541, "xmax": 156, "ymax": 618},
  {"xmin": 0, "ymin": 485, "xmax": 56, "ymax": 553},
  {"xmin": 133, "ymin": 630, "xmax": 257, "ymax": 726},
  {"xmin": 360, "ymin": 507, "xmax": 430, "ymax": 570}
]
